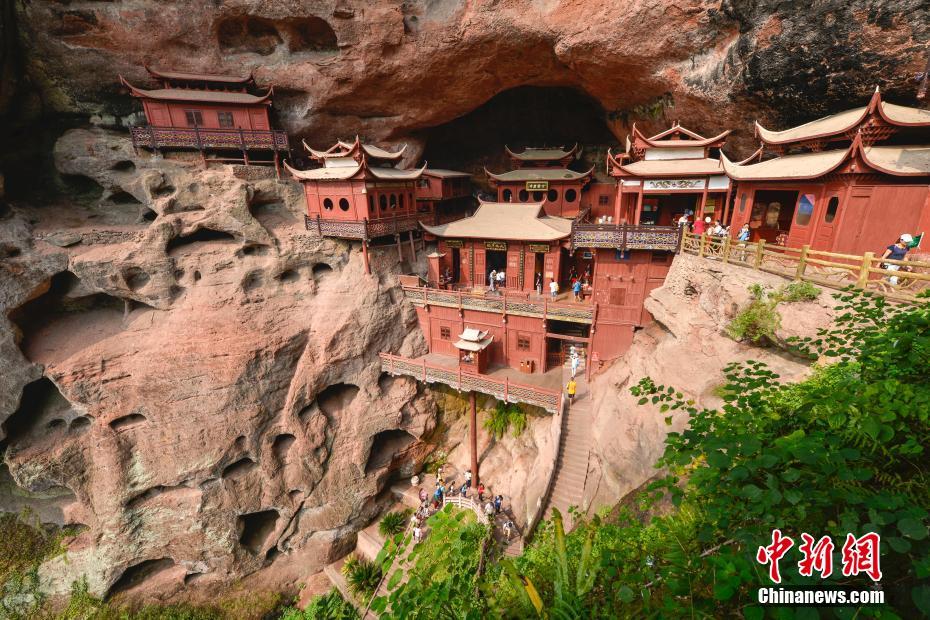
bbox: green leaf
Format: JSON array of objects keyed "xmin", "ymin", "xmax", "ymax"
[
  {"xmin": 898, "ymin": 517, "xmax": 928, "ymax": 540},
  {"xmin": 617, "ymin": 585, "xmax": 635, "ymax": 603},
  {"xmin": 913, "ymin": 584, "xmax": 930, "ymax": 617}
]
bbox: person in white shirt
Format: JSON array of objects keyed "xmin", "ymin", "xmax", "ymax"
[{"xmin": 549, "ymin": 279, "xmax": 558, "ymax": 299}]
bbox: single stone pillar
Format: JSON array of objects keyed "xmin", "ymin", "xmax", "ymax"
[{"xmin": 469, "ymin": 391, "xmax": 479, "ymax": 489}]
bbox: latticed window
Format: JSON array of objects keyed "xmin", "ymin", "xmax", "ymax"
[
  {"xmin": 217, "ymin": 112, "xmax": 234, "ymax": 128},
  {"xmin": 516, "ymin": 334, "xmax": 531, "ymax": 351},
  {"xmin": 599, "ymin": 195, "xmax": 609, "ymax": 205},
  {"xmin": 184, "ymin": 109, "xmax": 203, "ymax": 127},
  {"xmin": 439, "ymin": 327, "xmax": 451, "ymax": 340},
  {"xmin": 608, "ymin": 288, "xmax": 625, "ymax": 306}
]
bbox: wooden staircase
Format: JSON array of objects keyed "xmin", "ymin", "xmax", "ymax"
[{"xmin": 544, "ymin": 365, "xmax": 592, "ymax": 530}]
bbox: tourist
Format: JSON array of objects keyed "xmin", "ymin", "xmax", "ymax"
[
  {"xmin": 566, "ymin": 377, "xmax": 577, "ymax": 407},
  {"xmin": 460, "ymin": 481, "xmax": 469, "ymax": 497},
  {"xmin": 738, "ymin": 224, "xmax": 750, "ymax": 242},
  {"xmin": 572, "ymin": 278, "xmax": 582, "ymax": 302},
  {"xmin": 493, "ymin": 494, "xmax": 503, "ymax": 514},
  {"xmin": 712, "ymin": 220, "xmax": 725, "ymax": 236},
  {"xmin": 418, "ymin": 487, "xmax": 428, "ymax": 503},
  {"xmin": 503, "ymin": 519, "xmax": 515, "ymax": 540},
  {"xmin": 433, "ymin": 485, "xmax": 443, "ymax": 503},
  {"xmin": 549, "ymin": 279, "xmax": 559, "ymax": 300},
  {"xmin": 693, "ymin": 216, "xmax": 706, "ymax": 236},
  {"xmin": 484, "ymin": 500, "xmax": 495, "ymax": 519},
  {"xmin": 464, "ymin": 469, "xmax": 472, "ymax": 487},
  {"xmin": 677, "ymin": 212, "xmax": 690, "ymax": 228},
  {"xmin": 410, "ymin": 512, "xmax": 419, "ymax": 528},
  {"xmin": 881, "ymin": 234, "xmax": 914, "ymax": 285},
  {"xmin": 436, "ymin": 466, "xmax": 444, "ymax": 486},
  {"xmin": 497, "ymin": 270, "xmax": 506, "ymax": 288},
  {"xmin": 477, "ymin": 482, "xmax": 486, "ymax": 502},
  {"xmin": 535, "ymin": 272, "xmax": 543, "ymax": 296},
  {"xmin": 570, "ymin": 350, "xmax": 580, "ymax": 379},
  {"xmin": 489, "ymin": 269, "xmax": 497, "ymax": 292},
  {"xmin": 413, "ymin": 524, "xmax": 422, "ymax": 544}
]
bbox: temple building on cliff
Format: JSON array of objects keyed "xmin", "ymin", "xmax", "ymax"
[
  {"xmin": 607, "ymin": 123, "xmax": 732, "ymax": 226},
  {"xmin": 486, "ymin": 145, "xmax": 596, "ymax": 217},
  {"xmin": 724, "ymin": 89, "xmax": 930, "ymax": 254},
  {"xmin": 120, "ymin": 67, "xmax": 289, "ymax": 173},
  {"xmin": 289, "ymin": 137, "xmax": 471, "ymax": 273}
]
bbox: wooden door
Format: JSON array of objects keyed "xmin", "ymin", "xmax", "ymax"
[
  {"xmin": 248, "ymin": 108, "xmax": 268, "ymax": 130},
  {"xmin": 833, "ymin": 188, "xmax": 872, "ymax": 254},
  {"xmin": 473, "ymin": 248, "xmax": 486, "ymax": 288},
  {"xmin": 811, "ymin": 190, "xmax": 843, "ymax": 251}
]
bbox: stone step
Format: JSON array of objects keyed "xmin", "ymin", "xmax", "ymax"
[
  {"xmin": 356, "ymin": 529, "xmax": 384, "ymax": 562},
  {"xmin": 390, "ymin": 482, "xmax": 423, "ymax": 509},
  {"xmin": 323, "ymin": 558, "xmax": 362, "ymax": 614}
]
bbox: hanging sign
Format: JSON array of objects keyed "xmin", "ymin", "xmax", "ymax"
[
  {"xmin": 485, "ymin": 240, "xmax": 507, "ymax": 251},
  {"xmin": 526, "ymin": 243, "xmax": 549, "ymax": 254},
  {"xmin": 445, "ymin": 239, "xmax": 464, "ymax": 248},
  {"xmin": 526, "ymin": 181, "xmax": 549, "ymax": 191}
]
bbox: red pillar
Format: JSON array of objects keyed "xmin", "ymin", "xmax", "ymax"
[
  {"xmin": 408, "ymin": 230, "xmax": 417, "ymax": 262},
  {"xmin": 361, "ymin": 240, "xmax": 371, "ymax": 274},
  {"xmin": 469, "ymin": 391, "xmax": 479, "ymax": 488}
]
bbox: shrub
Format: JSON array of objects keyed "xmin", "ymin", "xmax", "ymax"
[
  {"xmin": 378, "ymin": 510, "xmax": 411, "ymax": 538},
  {"xmin": 725, "ymin": 288, "xmax": 781, "ymax": 345},
  {"xmin": 280, "ymin": 588, "xmax": 357, "ymax": 619},
  {"xmin": 483, "ymin": 401, "xmax": 528, "ymax": 440},
  {"xmin": 341, "ymin": 555, "xmax": 381, "ymax": 598},
  {"xmin": 778, "ymin": 280, "xmax": 821, "ymax": 302}
]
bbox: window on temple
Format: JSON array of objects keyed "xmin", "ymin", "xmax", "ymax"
[
  {"xmin": 502, "ymin": 189, "xmax": 513, "ymax": 202},
  {"xmin": 368, "ymin": 195, "xmax": 375, "ymax": 213},
  {"xmin": 608, "ymin": 287, "xmax": 625, "ymax": 306},
  {"xmin": 439, "ymin": 326, "xmax": 451, "ymax": 340},
  {"xmin": 379, "ymin": 195, "xmax": 387, "ymax": 211},
  {"xmin": 516, "ymin": 334, "xmax": 531, "ymax": 351},
  {"xmin": 599, "ymin": 195, "xmax": 609, "ymax": 205},
  {"xmin": 390, "ymin": 194, "xmax": 398, "ymax": 209},
  {"xmin": 518, "ymin": 189, "xmax": 529, "ymax": 202},
  {"xmin": 217, "ymin": 112, "xmax": 234, "ymax": 128},
  {"xmin": 418, "ymin": 179, "xmax": 430, "ymax": 188},
  {"xmin": 547, "ymin": 189, "xmax": 558, "ymax": 202},
  {"xmin": 323, "ymin": 198, "xmax": 334, "ymax": 210},
  {"xmin": 794, "ymin": 194, "xmax": 815, "ymax": 226},
  {"xmin": 339, "ymin": 198, "xmax": 350, "ymax": 212},
  {"xmin": 532, "ymin": 191, "xmax": 544, "ymax": 202},
  {"xmin": 824, "ymin": 196, "xmax": 839, "ymax": 223},
  {"xmin": 184, "ymin": 109, "xmax": 204, "ymax": 127},
  {"xmin": 565, "ymin": 189, "xmax": 577, "ymax": 202},
  {"xmin": 399, "ymin": 194, "xmax": 405, "ymax": 209}
]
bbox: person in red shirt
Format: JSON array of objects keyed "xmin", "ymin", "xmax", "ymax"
[{"xmin": 693, "ymin": 216, "xmax": 707, "ymax": 235}]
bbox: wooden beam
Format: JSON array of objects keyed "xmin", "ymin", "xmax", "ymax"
[{"xmin": 469, "ymin": 391, "xmax": 479, "ymax": 489}]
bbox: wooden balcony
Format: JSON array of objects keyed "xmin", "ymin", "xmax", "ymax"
[
  {"xmin": 130, "ymin": 125, "xmax": 289, "ymax": 152},
  {"xmin": 571, "ymin": 222, "xmax": 683, "ymax": 252},
  {"xmin": 400, "ymin": 285, "xmax": 595, "ymax": 324},
  {"xmin": 303, "ymin": 214, "xmax": 421, "ymax": 241},
  {"xmin": 379, "ymin": 352, "xmax": 563, "ymax": 414}
]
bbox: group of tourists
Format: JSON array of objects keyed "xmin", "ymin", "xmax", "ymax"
[
  {"xmin": 413, "ymin": 466, "xmax": 515, "ymax": 544},
  {"xmin": 487, "ymin": 269, "xmax": 506, "ymax": 292},
  {"xmin": 679, "ymin": 212, "xmax": 731, "ymax": 237}
]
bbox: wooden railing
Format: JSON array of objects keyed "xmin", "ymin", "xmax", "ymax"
[
  {"xmin": 130, "ymin": 125, "xmax": 289, "ymax": 151},
  {"xmin": 304, "ymin": 213, "xmax": 421, "ymax": 240},
  {"xmin": 399, "ymin": 285, "xmax": 595, "ymax": 324},
  {"xmin": 379, "ymin": 352, "xmax": 564, "ymax": 414},
  {"xmin": 681, "ymin": 234, "xmax": 930, "ymax": 303},
  {"xmin": 572, "ymin": 223, "xmax": 683, "ymax": 252},
  {"xmin": 443, "ymin": 495, "xmax": 491, "ymax": 525}
]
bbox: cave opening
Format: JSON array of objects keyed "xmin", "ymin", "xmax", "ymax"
[
  {"xmin": 165, "ymin": 228, "xmax": 236, "ymax": 256},
  {"xmin": 237, "ymin": 509, "xmax": 279, "ymax": 554},
  {"xmin": 365, "ymin": 429, "xmax": 416, "ymax": 473},
  {"xmin": 316, "ymin": 383, "xmax": 359, "ymax": 416},
  {"xmin": 1, "ymin": 377, "xmax": 73, "ymax": 450},
  {"xmin": 418, "ymin": 86, "xmax": 618, "ymax": 183},
  {"xmin": 106, "ymin": 558, "xmax": 177, "ymax": 600}
]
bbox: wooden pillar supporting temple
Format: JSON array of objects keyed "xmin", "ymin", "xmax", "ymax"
[
  {"xmin": 395, "ymin": 234, "xmax": 403, "ymax": 262},
  {"xmin": 361, "ymin": 240, "xmax": 371, "ymax": 274},
  {"xmin": 408, "ymin": 230, "xmax": 416, "ymax": 263},
  {"xmin": 469, "ymin": 391, "xmax": 479, "ymax": 489},
  {"xmin": 722, "ymin": 183, "xmax": 734, "ymax": 227}
]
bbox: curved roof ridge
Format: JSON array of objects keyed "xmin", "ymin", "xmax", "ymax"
[{"xmin": 754, "ymin": 105, "xmax": 870, "ymax": 146}]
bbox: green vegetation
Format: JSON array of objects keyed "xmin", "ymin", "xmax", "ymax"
[
  {"xmin": 280, "ymin": 589, "xmax": 357, "ymax": 620},
  {"xmin": 483, "ymin": 401, "xmax": 528, "ymax": 440},
  {"xmin": 726, "ymin": 281, "xmax": 822, "ymax": 345},
  {"xmin": 378, "ymin": 510, "xmax": 412, "ymax": 538},
  {"xmin": 340, "ymin": 555, "xmax": 381, "ymax": 599}
]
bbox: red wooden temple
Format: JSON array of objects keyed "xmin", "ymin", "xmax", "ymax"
[
  {"xmin": 290, "ymin": 137, "xmax": 471, "ymax": 273},
  {"xmin": 486, "ymin": 145, "xmax": 595, "ymax": 217},
  {"xmin": 416, "ymin": 169, "xmax": 473, "ymax": 225},
  {"xmin": 607, "ymin": 122, "xmax": 732, "ymax": 226},
  {"xmin": 120, "ymin": 67, "xmax": 289, "ymax": 173},
  {"xmin": 724, "ymin": 89, "xmax": 930, "ymax": 254}
]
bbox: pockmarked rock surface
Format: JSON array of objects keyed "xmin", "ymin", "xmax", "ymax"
[
  {"xmin": 585, "ymin": 253, "xmax": 839, "ymax": 512},
  {"xmin": 0, "ymin": 128, "xmax": 435, "ymax": 600},
  {"xmin": 10, "ymin": 0, "xmax": 929, "ymax": 156}
]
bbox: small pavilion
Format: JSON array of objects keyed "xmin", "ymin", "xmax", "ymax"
[
  {"xmin": 607, "ymin": 122, "xmax": 731, "ymax": 226},
  {"xmin": 486, "ymin": 145, "xmax": 595, "ymax": 217},
  {"xmin": 289, "ymin": 137, "xmax": 427, "ymax": 272},
  {"xmin": 120, "ymin": 67, "xmax": 289, "ymax": 172},
  {"xmin": 723, "ymin": 89, "xmax": 930, "ymax": 253},
  {"xmin": 416, "ymin": 169, "xmax": 473, "ymax": 225},
  {"xmin": 454, "ymin": 328, "xmax": 493, "ymax": 373}
]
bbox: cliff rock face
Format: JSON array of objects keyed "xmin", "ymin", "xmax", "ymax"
[
  {"xmin": 11, "ymin": 0, "xmax": 930, "ymax": 157},
  {"xmin": 585, "ymin": 253, "xmax": 838, "ymax": 511},
  {"xmin": 0, "ymin": 129, "xmax": 433, "ymax": 599}
]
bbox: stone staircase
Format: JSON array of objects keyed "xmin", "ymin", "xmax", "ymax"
[{"xmin": 544, "ymin": 366, "xmax": 592, "ymax": 530}]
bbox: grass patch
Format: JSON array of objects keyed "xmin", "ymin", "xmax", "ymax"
[
  {"xmin": 726, "ymin": 282, "xmax": 822, "ymax": 346},
  {"xmin": 280, "ymin": 588, "xmax": 357, "ymax": 619},
  {"xmin": 482, "ymin": 401, "xmax": 528, "ymax": 440}
]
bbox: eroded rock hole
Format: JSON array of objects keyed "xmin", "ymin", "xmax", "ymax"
[
  {"xmin": 8, "ymin": 272, "xmax": 126, "ymax": 363},
  {"xmin": 419, "ymin": 85, "xmax": 617, "ymax": 173},
  {"xmin": 106, "ymin": 558, "xmax": 176, "ymax": 600},
  {"xmin": 111, "ymin": 160, "xmax": 136, "ymax": 173},
  {"xmin": 285, "ymin": 16, "xmax": 338, "ymax": 52},
  {"xmin": 107, "ymin": 190, "xmax": 141, "ymax": 206},
  {"xmin": 217, "ymin": 16, "xmax": 282, "ymax": 55},
  {"xmin": 366, "ymin": 429, "xmax": 416, "ymax": 473},
  {"xmin": 222, "ymin": 457, "xmax": 257, "ymax": 480},
  {"xmin": 378, "ymin": 372, "xmax": 396, "ymax": 394},
  {"xmin": 2, "ymin": 378, "xmax": 73, "ymax": 446},
  {"xmin": 241, "ymin": 270, "xmax": 264, "ymax": 292},
  {"xmin": 166, "ymin": 228, "xmax": 236, "ymax": 256},
  {"xmin": 110, "ymin": 413, "xmax": 146, "ymax": 431},
  {"xmin": 276, "ymin": 269, "xmax": 299, "ymax": 283},
  {"xmin": 237, "ymin": 244, "xmax": 271, "ymax": 257},
  {"xmin": 193, "ymin": 270, "xmax": 202, "ymax": 282},
  {"xmin": 265, "ymin": 546, "xmax": 281, "ymax": 564},
  {"xmin": 122, "ymin": 267, "xmax": 150, "ymax": 291},
  {"xmin": 59, "ymin": 173, "xmax": 104, "ymax": 203},
  {"xmin": 312, "ymin": 263, "xmax": 333, "ymax": 279},
  {"xmin": 0, "ymin": 243, "xmax": 21, "ymax": 259},
  {"xmin": 316, "ymin": 383, "xmax": 359, "ymax": 416},
  {"xmin": 272, "ymin": 434, "xmax": 296, "ymax": 461},
  {"xmin": 237, "ymin": 509, "xmax": 279, "ymax": 554},
  {"xmin": 69, "ymin": 416, "xmax": 91, "ymax": 434},
  {"xmin": 141, "ymin": 208, "xmax": 157, "ymax": 222},
  {"xmin": 153, "ymin": 184, "xmax": 176, "ymax": 198}
]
